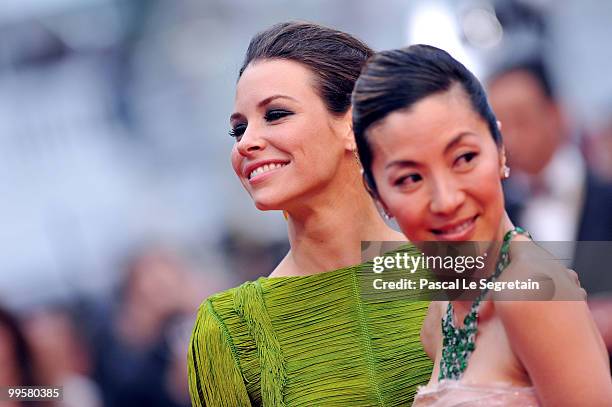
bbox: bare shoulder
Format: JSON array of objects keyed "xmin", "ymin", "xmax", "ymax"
[
  {"xmin": 498, "ymin": 240, "xmax": 583, "ymax": 301},
  {"xmin": 494, "ymin": 299, "xmax": 612, "ymax": 405}
]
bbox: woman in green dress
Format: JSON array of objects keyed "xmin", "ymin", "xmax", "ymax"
[
  {"xmin": 352, "ymin": 44, "xmax": 612, "ymax": 406},
  {"xmin": 187, "ymin": 22, "xmax": 432, "ymax": 406}
]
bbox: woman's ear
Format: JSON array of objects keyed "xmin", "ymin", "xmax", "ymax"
[
  {"xmin": 340, "ymin": 106, "xmax": 356, "ymax": 151},
  {"xmin": 362, "ymin": 169, "xmax": 393, "ymax": 220}
]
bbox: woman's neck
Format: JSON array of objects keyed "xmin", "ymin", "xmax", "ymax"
[
  {"xmin": 274, "ymin": 165, "xmax": 404, "ymax": 277},
  {"xmin": 497, "ymin": 212, "xmax": 516, "ymax": 242}
]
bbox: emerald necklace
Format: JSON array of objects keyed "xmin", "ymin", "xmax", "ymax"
[{"xmin": 439, "ymin": 226, "xmax": 531, "ymax": 381}]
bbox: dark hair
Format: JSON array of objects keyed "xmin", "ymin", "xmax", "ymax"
[
  {"xmin": 352, "ymin": 44, "xmax": 502, "ymax": 195},
  {"xmin": 239, "ymin": 21, "xmax": 373, "ymax": 116},
  {"xmin": 488, "ymin": 56, "xmax": 554, "ymax": 100}
]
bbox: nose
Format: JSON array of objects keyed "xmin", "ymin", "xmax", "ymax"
[
  {"xmin": 236, "ymin": 126, "xmax": 267, "ymax": 157},
  {"xmin": 428, "ymin": 176, "xmax": 465, "ymax": 216}
]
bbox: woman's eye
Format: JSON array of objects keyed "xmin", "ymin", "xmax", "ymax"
[
  {"xmin": 455, "ymin": 152, "xmax": 477, "ymax": 167},
  {"xmin": 229, "ymin": 124, "xmax": 247, "ymax": 140},
  {"xmin": 394, "ymin": 173, "xmax": 422, "ymax": 187},
  {"xmin": 264, "ymin": 109, "xmax": 293, "ymax": 122}
]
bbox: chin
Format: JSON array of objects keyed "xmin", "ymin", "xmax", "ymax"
[
  {"xmin": 252, "ymin": 198, "xmax": 282, "ymax": 211},
  {"xmin": 250, "ymin": 191, "xmax": 292, "ymax": 211}
]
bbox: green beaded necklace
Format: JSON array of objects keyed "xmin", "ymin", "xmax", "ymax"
[{"xmin": 438, "ymin": 226, "xmax": 531, "ymax": 381}]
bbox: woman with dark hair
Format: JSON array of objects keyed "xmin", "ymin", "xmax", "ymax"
[
  {"xmin": 352, "ymin": 44, "xmax": 612, "ymax": 406},
  {"xmin": 187, "ymin": 22, "xmax": 432, "ymax": 406}
]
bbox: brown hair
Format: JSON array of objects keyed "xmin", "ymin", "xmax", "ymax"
[{"xmin": 239, "ymin": 21, "xmax": 373, "ymax": 116}]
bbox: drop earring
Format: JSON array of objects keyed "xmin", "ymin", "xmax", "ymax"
[
  {"xmin": 352, "ymin": 148, "xmax": 361, "ymax": 166},
  {"xmin": 502, "ymin": 165, "xmax": 511, "ymax": 179}
]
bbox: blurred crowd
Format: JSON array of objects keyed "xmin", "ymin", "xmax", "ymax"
[
  {"xmin": 1, "ymin": 248, "xmax": 198, "ymax": 407},
  {"xmin": 0, "ymin": 242, "xmax": 286, "ymax": 407},
  {"xmin": 485, "ymin": 53, "xmax": 612, "ymax": 364},
  {"xmin": 1, "ymin": 0, "xmax": 612, "ymax": 405}
]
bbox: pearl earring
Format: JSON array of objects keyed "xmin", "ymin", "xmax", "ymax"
[{"xmin": 503, "ymin": 165, "xmax": 511, "ymax": 179}]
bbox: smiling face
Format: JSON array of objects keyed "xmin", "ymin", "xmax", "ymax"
[
  {"xmin": 369, "ymin": 85, "xmax": 506, "ymax": 242},
  {"xmin": 230, "ymin": 59, "xmax": 350, "ymax": 211}
]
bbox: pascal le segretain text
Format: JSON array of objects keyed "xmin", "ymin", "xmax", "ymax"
[{"xmin": 372, "ymin": 277, "xmax": 540, "ymax": 292}]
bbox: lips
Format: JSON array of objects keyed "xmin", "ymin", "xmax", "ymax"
[
  {"xmin": 243, "ymin": 160, "xmax": 290, "ymax": 181},
  {"xmin": 430, "ymin": 215, "xmax": 478, "ymax": 240}
]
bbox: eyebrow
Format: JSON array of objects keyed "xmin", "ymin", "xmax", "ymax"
[
  {"xmin": 384, "ymin": 131, "xmax": 477, "ymax": 170},
  {"xmin": 230, "ymin": 94, "xmax": 297, "ymax": 123},
  {"xmin": 385, "ymin": 159, "xmax": 420, "ymax": 170},
  {"xmin": 443, "ymin": 132, "xmax": 477, "ymax": 154}
]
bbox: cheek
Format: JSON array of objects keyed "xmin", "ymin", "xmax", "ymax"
[
  {"xmin": 230, "ymin": 146, "xmax": 242, "ymax": 177},
  {"xmin": 296, "ymin": 127, "xmax": 343, "ymax": 174},
  {"xmin": 395, "ymin": 204, "xmax": 428, "ymax": 240},
  {"xmin": 378, "ymin": 185, "xmax": 430, "ymax": 240},
  {"xmin": 472, "ymin": 161, "xmax": 505, "ymax": 219}
]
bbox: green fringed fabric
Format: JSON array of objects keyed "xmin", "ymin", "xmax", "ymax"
[
  {"xmin": 188, "ymin": 300, "xmax": 252, "ymax": 406},
  {"xmin": 188, "ymin": 250, "xmax": 433, "ymax": 406},
  {"xmin": 233, "ymin": 282, "xmax": 287, "ymax": 407}
]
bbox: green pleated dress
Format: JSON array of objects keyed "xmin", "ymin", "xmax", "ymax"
[{"xmin": 188, "ymin": 261, "xmax": 432, "ymax": 406}]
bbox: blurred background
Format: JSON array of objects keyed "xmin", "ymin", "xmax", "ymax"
[{"xmin": 1, "ymin": 0, "xmax": 611, "ymax": 405}]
